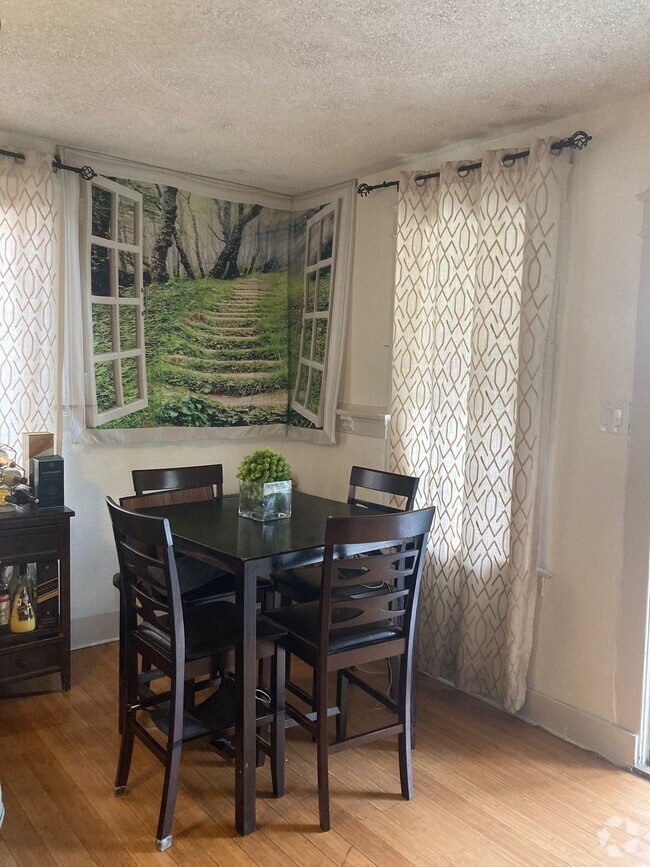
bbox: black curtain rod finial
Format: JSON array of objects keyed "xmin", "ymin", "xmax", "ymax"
[
  {"xmin": 551, "ymin": 129, "xmax": 592, "ymax": 152},
  {"xmin": 357, "ymin": 179, "xmax": 399, "ymax": 197},
  {"xmin": 52, "ymin": 155, "xmax": 97, "ymax": 180}
]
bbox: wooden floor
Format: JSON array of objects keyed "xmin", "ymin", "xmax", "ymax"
[{"xmin": 2, "ymin": 643, "xmax": 650, "ymax": 866}]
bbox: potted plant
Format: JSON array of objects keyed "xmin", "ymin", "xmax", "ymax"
[{"xmin": 237, "ymin": 448, "xmax": 292, "ymax": 522}]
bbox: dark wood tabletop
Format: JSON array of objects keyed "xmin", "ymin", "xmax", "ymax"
[{"xmin": 138, "ymin": 490, "xmax": 371, "ymax": 572}]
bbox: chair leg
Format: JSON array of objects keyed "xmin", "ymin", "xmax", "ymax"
[
  {"xmin": 315, "ymin": 668, "xmax": 331, "ymax": 831},
  {"xmin": 335, "ymin": 670, "xmax": 349, "ymax": 742},
  {"xmin": 260, "ymin": 584, "xmax": 275, "ymax": 613},
  {"xmin": 184, "ymin": 679, "xmax": 196, "ymax": 712},
  {"xmin": 398, "ymin": 653, "xmax": 414, "ymax": 800},
  {"xmin": 271, "ymin": 645, "xmax": 285, "ymax": 797},
  {"xmin": 115, "ymin": 644, "xmax": 138, "ymax": 794},
  {"xmin": 114, "ymin": 724, "xmax": 135, "ymax": 796},
  {"xmin": 156, "ymin": 672, "xmax": 184, "ymax": 851},
  {"xmin": 118, "ymin": 585, "xmax": 127, "ymax": 735}
]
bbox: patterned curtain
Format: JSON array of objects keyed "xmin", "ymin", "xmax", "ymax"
[
  {"xmin": 0, "ymin": 152, "xmax": 60, "ymax": 465},
  {"xmin": 390, "ymin": 139, "xmax": 570, "ymax": 712}
]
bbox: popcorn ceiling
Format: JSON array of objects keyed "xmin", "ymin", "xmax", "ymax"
[{"xmin": 0, "ymin": 0, "xmax": 649, "ymax": 193}]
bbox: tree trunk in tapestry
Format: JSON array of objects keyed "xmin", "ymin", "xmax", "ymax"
[
  {"xmin": 210, "ymin": 203, "xmax": 263, "ymax": 280},
  {"xmin": 172, "ymin": 229, "xmax": 195, "ymax": 280},
  {"xmin": 150, "ymin": 186, "xmax": 178, "ymax": 283}
]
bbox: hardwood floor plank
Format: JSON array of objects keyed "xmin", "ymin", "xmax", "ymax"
[
  {"xmin": 0, "ymin": 840, "xmax": 20, "ymax": 867},
  {"xmin": 0, "ymin": 783, "xmax": 60, "ymax": 867}
]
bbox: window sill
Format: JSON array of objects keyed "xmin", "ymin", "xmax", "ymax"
[{"xmin": 335, "ymin": 404, "xmax": 390, "ymax": 439}]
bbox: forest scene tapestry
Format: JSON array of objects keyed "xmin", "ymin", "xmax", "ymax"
[{"xmin": 88, "ymin": 176, "xmax": 335, "ymax": 431}]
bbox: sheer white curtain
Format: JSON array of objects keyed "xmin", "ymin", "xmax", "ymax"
[
  {"xmin": 390, "ymin": 139, "xmax": 570, "ymax": 712},
  {"xmin": 0, "ymin": 151, "xmax": 60, "ymax": 465},
  {"xmin": 60, "ymin": 159, "xmax": 86, "ymax": 441}
]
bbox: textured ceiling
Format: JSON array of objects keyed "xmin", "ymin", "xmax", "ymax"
[{"xmin": 1, "ymin": 0, "xmax": 649, "ymax": 193}]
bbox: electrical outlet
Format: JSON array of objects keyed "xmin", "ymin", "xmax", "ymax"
[{"xmin": 599, "ymin": 400, "xmax": 631, "ymax": 434}]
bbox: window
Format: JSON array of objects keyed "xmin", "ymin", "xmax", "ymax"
[
  {"xmin": 292, "ymin": 202, "xmax": 338, "ymax": 426},
  {"xmin": 81, "ymin": 177, "xmax": 147, "ymax": 426}
]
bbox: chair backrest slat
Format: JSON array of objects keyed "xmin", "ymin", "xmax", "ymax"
[
  {"xmin": 348, "ymin": 466, "xmax": 419, "ymax": 513},
  {"xmin": 132, "ymin": 464, "xmax": 223, "ymax": 498},
  {"xmin": 329, "ymin": 589, "xmax": 410, "ymax": 630},
  {"xmin": 319, "ymin": 507, "xmax": 435, "ymax": 653},
  {"xmin": 330, "ymin": 552, "xmax": 414, "ymax": 589},
  {"xmin": 120, "ymin": 487, "xmax": 213, "ymax": 511}
]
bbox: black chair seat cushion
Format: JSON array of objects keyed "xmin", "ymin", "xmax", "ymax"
[
  {"xmin": 266, "ymin": 600, "xmax": 402, "ymax": 655},
  {"xmin": 271, "ymin": 565, "xmax": 382, "ymax": 604},
  {"xmin": 137, "ymin": 601, "xmax": 286, "ymax": 661}
]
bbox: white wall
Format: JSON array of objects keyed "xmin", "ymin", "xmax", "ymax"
[{"xmin": 351, "ymin": 92, "xmax": 650, "ymax": 766}]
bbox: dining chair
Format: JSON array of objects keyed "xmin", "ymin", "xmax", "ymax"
[
  {"xmin": 271, "ymin": 466, "xmax": 420, "ymax": 605},
  {"xmin": 107, "ymin": 497, "xmax": 286, "ymax": 851},
  {"xmin": 130, "ymin": 463, "xmax": 274, "ymax": 608},
  {"xmin": 130, "ymin": 464, "xmax": 234, "ymax": 605},
  {"xmin": 266, "ymin": 506, "xmax": 434, "ymax": 830},
  {"xmin": 114, "ymin": 476, "xmax": 229, "ymax": 731},
  {"xmin": 132, "ymin": 464, "xmax": 224, "ymax": 499}
]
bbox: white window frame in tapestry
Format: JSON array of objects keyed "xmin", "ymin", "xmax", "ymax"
[
  {"xmin": 292, "ymin": 201, "xmax": 339, "ymax": 426},
  {"xmin": 80, "ymin": 177, "xmax": 147, "ymax": 426}
]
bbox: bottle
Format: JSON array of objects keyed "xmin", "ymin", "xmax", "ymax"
[
  {"xmin": 0, "ymin": 448, "xmax": 16, "ymax": 468},
  {"xmin": 6, "ymin": 486, "xmax": 38, "ymax": 507},
  {"xmin": 10, "ymin": 565, "xmax": 36, "ymax": 633},
  {"xmin": 0, "ymin": 467, "xmax": 27, "ymax": 487},
  {"xmin": 0, "ymin": 566, "xmax": 10, "ymax": 632}
]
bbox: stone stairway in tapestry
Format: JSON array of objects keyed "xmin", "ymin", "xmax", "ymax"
[{"xmin": 164, "ymin": 277, "xmax": 288, "ymax": 423}]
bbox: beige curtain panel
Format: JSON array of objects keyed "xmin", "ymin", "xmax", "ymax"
[
  {"xmin": 0, "ymin": 151, "xmax": 60, "ymax": 465},
  {"xmin": 390, "ymin": 139, "xmax": 570, "ymax": 712}
]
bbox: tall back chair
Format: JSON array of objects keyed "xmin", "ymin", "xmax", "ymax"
[
  {"xmin": 272, "ymin": 465, "xmax": 420, "ymax": 606},
  {"xmin": 266, "ymin": 506, "xmax": 435, "ymax": 831},
  {"xmin": 107, "ymin": 497, "xmax": 285, "ymax": 850},
  {"xmin": 128, "ymin": 463, "xmax": 238, "ymax": 606},
  {"xmin": 348, "ymin": 465, "xmax": 419, "ymax": 513},
  {"xmin": 132, "ymin": 464, "xmax": 224, "ymax": 499},
  {"xmin": 115, "ymin": 480, "xmax": 231, "ymax": 729}
]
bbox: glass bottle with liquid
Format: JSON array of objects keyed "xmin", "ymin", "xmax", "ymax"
[
  {"xmin": 10, "ymin": 564, "xmax": 36, "ymax": 633},
  {"xmin": 0, "ymin": 565, "xmax": 11, "ymax": 633}
]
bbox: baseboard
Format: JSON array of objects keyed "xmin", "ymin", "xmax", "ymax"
[
  {"xmin": 422, "ymin": 672, "xmax": 639, "ymax": 769},
  {"xmin": 71, "ymin": 611, "xmax": 119, "ymax": 650},
  {"xmin": 518, "ymin": 687, "xmax": 639, "ymax": 769}
]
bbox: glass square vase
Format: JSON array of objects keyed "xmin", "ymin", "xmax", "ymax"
[{"xmin": 238, "ymin": 479, "xmax": 292, "ymax": 522}]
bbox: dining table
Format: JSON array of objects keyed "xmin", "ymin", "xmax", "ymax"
[{"xmin": 137, "ymin": 489, "xmax": 380, "ymax": 836}]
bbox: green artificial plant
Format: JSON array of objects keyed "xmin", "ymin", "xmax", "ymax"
[{"xmin": 237, "ymin": 448, "xmax": 292, "ymax": 485}]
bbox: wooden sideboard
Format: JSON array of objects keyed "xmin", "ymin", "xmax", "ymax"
[{"xmin": 0, "ymin": 506, "xmax": 74, "ymax": 692}]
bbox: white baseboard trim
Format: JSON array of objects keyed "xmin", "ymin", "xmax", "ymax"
[
  {"xmin": 421, "ymin": 671, "xmax": 639, "ymax": 769},
  {"xmin": 71, "ymin": 611, "xmax": 119, "ymax": 650},
  {"xmin": 518, "ymin": 687, "xmax": 639, "ymax": 769}
]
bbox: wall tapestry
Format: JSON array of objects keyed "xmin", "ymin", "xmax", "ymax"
[{"xmin": 82, "ymin": 175, "xmax": 340, "ymax": 436}]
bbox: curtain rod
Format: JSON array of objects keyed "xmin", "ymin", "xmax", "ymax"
[
  {"xmin": 357, "ymin": 130, "xmax": 592, "ymax": 197},
  {"xmin": 0, "ymin": 148, "xmax": 97, "ymax": 180}
]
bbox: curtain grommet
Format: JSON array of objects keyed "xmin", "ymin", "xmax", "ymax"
[
  {"xmin": 457, "ymin": 166, "xmax": 470, "ymax": 178},
  {"xmin": 501, "ymin": 155, "xmax": 516, "ymax": 168}
]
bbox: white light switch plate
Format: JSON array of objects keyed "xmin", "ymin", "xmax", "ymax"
[{"xmin": 599, "ymin": 400, "xmax": 631, "ymax": 434}]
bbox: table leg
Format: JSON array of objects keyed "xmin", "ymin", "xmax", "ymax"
[{"xmin": 235, "ymin": 561, "xmax": 257, "ymax": 835}]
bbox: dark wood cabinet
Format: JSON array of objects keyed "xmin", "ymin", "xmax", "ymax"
[{"xmin": 0, "ymin": 506, "xmax": 74, "ymax": 691}]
